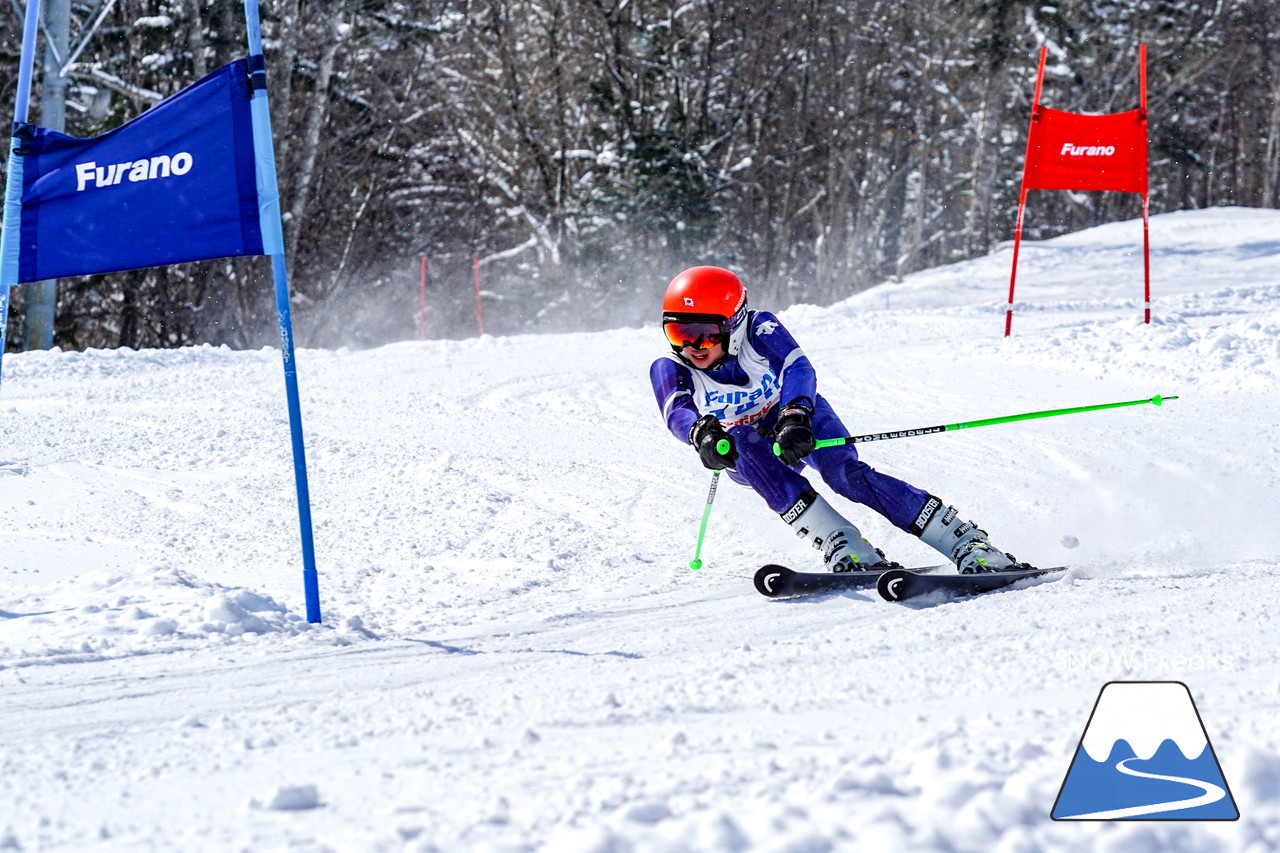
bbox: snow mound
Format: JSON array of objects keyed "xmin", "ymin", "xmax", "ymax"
[
  {"xmin": 0, "ymin": 565, "xmax": 361, "ymax": 669},
  {"xmin": 999, "ymin": 287, "xmax": 1280, "ymax": 392}
]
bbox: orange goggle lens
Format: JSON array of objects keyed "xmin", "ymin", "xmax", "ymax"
[{"xmin": 664, "ymin": 321, "xmax": 725, "ymax": 350}]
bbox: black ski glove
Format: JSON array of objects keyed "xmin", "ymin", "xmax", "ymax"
[
  {"xmin": 772, "ymin": 399, "xmax": 815, "ymax": 466},
  {"xmin": 689, "ymin": 414, "xmax": 738, "ymax": 470}
]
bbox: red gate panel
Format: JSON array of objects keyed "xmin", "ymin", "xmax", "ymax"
[{"xmin": 1024, "ymin": 107, "xmax": 1148, "ymax": 194}]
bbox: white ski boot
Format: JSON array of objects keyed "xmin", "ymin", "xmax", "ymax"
[
  {"xmin": 913, "ymin": 497, "xmax": 1025, "ymax": 573},
  {"xmin": 781, "ymin": 489, "xmax": 894, "ymax": 572}
]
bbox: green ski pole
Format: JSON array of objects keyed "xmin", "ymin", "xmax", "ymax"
[
  {"xmin": 774, "ymin": 394, "xmax": 1178, "ymax": 456},
  {"xmin": 689, "ymin": 439, "xmax": 731, "ymax": 570}
]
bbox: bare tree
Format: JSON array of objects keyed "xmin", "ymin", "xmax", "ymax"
[{"xmin": 1, "ymin": 0, "xmax": 1277, "ymax": 351}]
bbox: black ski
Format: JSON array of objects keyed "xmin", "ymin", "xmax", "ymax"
[
  {"xmin": 754, "ymin": 563, "xmax": 947, "ymax": 599},
  {"xmin": 876, "ymin": 566, "xmax": 1066, "ymax": 602}
]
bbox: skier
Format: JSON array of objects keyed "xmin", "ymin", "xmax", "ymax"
[{"xmin": 650, "ymin": 265, "xmax": 1031, "ymax": 574}]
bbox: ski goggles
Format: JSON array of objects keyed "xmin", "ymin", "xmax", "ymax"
[{"xmin": 662, "ymin": 319, "xmax": 726, "ymax": 350}]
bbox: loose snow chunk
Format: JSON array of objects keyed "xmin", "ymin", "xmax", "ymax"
[
  {"xmin": 202, "ymin": 590, "xmax": 286, "ymax": 635},
  {"xmin": 143, "ymin": 618, "xmax": 179, "ymax": 637},
  {"xmin": 228, "ymin": 589, "xmax": 285, "ymax": 614},
  {"xmin": 254, "ymin": 785, "xmax": 321, "ymax": 811},
  {"xmin": 622, "ymin": 802, "xmax": 672, "ymax": 825}
]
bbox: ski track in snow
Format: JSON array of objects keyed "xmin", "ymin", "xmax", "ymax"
[{"xmin": 2, "ymin": 207, "xmax": 1280, "ymax": 850}]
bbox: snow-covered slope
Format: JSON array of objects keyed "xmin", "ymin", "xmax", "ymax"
[{"xmin": 2, "ymin": 207, "xmax": 1279, "ymax": 851}]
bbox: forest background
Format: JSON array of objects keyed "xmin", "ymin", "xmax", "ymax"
[{"xmin": 2, "ymin": 0, "xmax": 1278, "ymax": 350}]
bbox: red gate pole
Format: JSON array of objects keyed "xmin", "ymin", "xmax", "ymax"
[
  {"xmin": 1139, "ymin": 44, "xmax": 1151, "ymax": 324},
  {"xmin": 1142, "ymin": 192, "xmax": 1151, "ymax": 324},
  {"xmin": 1006, "ymin": 46, "xmax": 1048, "ymax": 338},
  {"xmin": 473, "ymin": 257, "xmax": 485, "ymax": 336},
  {"xmin": 1005, "ymin": 189, "xmax": 1029, "ymax": 337},
  {"xmin": 418, "ymin": 256, "xmax": 426, "ymax": 339}
]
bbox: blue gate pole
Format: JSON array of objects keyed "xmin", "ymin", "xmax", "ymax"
[
  {"xmin": 242, "ymin": 0, "xmax": 321, "ymax": 622},
  {"xmin": 0, "ymin": 0, "xmax": 44, "ymax": 391}
]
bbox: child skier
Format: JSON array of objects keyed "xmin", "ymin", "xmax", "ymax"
[{"xmin": 650, "ymin": 265, "xmax": 1031, "ymax": 574}]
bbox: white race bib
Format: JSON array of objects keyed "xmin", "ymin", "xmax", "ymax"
[{"xmin": 680, "ymin": 337, "xmax": 781, "ymax": 428}]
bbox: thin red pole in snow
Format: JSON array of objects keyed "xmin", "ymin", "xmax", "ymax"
[
  {"xmin": 1139, "ymin": 44, "xmax": 1148, "ymax": 112},
  {"xmin": 418, "ymin": 256, "xmax": 427, "ymax": 340},
  {"xmin": 473, "ymin": 257, "xmax": 485, "ymax": 336},
  {"xmin": 1142, "ymin": 192, "xmax": 1151, "ymax": 324},
  {"xmin": 1139, "ymin": 44, "xmax": 1151, "ymax": 324},
  {"xmin": 1006, "ymin": 188, "xmax": 1029, "ymax": 338},
  {"xmin": 1006, "ymin": 46, "xmax": 1047, "ymax": 338}
]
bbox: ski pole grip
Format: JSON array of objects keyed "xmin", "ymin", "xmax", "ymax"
[
  {"xmin": 773, "ymin": 437, "xmax": 843, "ymax": 456},
  {"xmin": 716, "ymin": 438, "xmax": 731, "ymax": 456}
]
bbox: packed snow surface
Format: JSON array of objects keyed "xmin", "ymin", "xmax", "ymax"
[{"xmin": 3, "ymin": 207, "xmax": 1280, "ymax": 851}]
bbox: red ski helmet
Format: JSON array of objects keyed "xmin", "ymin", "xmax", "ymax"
[{"xmin": 661, "ymin": 266, "xmax": 749, "ymax": 366}]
